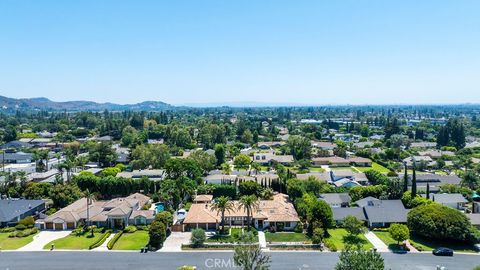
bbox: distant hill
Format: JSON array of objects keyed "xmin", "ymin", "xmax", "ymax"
[{"xmin": 0, "ymin": 95, "xmax": 173, "ymax": 112}]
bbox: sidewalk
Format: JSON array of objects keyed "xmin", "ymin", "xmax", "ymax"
[
  {"xmin": 258, "ymin": 231, "xmax": 267, "ymax": 249},
  {"xmin": 364, "ymin": 231, "xmax": 389, "ymax": 252},
  {"xmin": 18, "ymin": 230, "xmax": 72, "ymax": 251}
]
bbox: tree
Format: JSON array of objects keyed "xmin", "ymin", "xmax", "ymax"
[
  {"xmin": 365, "ymin": 170, "xmax": 389, "ymax": 185},
  {"xmin": 286, "ymin": 178, "xmax": 305, "ymax": 201},
  {"xmin": 149, "ymin": 221, "xmax": 167, "ymax": 249},
  {"xmin": 234, "ymin": 154, "xmax": 251, "ymax": 170},
  {"xmin": 214, "ymin": 144, "xmax": 226, "ymax": 166},
  {"xmin": 131, "ymin": 144, "xmax": 170, "ymax": 169},
  {"xmin": 155, "ymin": 211, "xmax": 173, "ymax": 228},
  {"xmin": 239, "ymin": 195, "xmax": 259, "ymax": 231},
  {"xmin": 239, "ymin": 181, "xmax": 262, "ymax": 197},
  {"xmin": 211, "ymin": 196, "xmax": 235, "ymax": 233},
  {"xmin": 411, "ymin": 165, "xmax": 417, "ymax": 198},
  {"xmin": 335, "ymin": 247, "xmax": 384, "ymax": 270},
  {"xmin": 462, "ymin": 171, "xmax": 479, "ymax": 190},
  {"xmin": 307, "ymin": 200, "xmax": 334, "ymax": 235},
  {"xmin": 233, "ymin": 232, "xmax": 271, "ymax": 270},
  {"xmin": 286, "ymin": 135, "xmax": 312, "ymax": 160},
  {"xmin": 187, "ymin": 150, "xmax": 216, "ymax": 175},
  {"xmin": 164, "ymin": 158, "xmax": 202, "ymax": 181},
  {"xmin": 190, "ymin": 228, "xmax": 206, "ymax": 247},
  {"xmin": 343, "ymin": 215, "xmax": 366, "ymax": 236},
  {"xmin": 407, "ymin": 203, "xmax": 472, "ymax": 242},
  {"xmin": 89, "ymin": 142, "xmax": 117, "ymax": 167},
  {"xmin": 388, "ymin": 224, "xmax": 409, "ymax": 244},
  {"xmin": 3, "ymin": 125, "xmax": 17, "ymax": 142},
  {"xmin": 49, "ymin": 184, "xmax": 83, "ymax": 208}
]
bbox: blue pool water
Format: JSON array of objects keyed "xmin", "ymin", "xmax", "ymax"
[{"xmin": 155, "ymin": 203, "xmax": 165, "ymax": 213}]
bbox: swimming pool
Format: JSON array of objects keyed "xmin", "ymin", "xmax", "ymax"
[{"xmin": 155, "ymin": 202, "xmax": 165, "ymax": 213}]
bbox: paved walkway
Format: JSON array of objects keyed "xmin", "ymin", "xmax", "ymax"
[
  {"xmin": 158, "ymin": 232, "xmax": 191, "ymax": 252},
  {"xmin": 405, "ymin": 240, "xmax": 419, "ymax": 253},
  {"xmin": 18, "ymin": 230, "xmax": 72, "ymax": 251},
  {"xmin": 258, "ymin": 231, "xmax": 267, "ymax": 249},
  {"xmin": 364, "ymin": 231, "xmax": 389, "ymax": 252},
  {"xmin": 92, "ymin": 233, "xmax": 116, "ymax": 251}
]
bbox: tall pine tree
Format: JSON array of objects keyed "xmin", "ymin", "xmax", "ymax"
[{"xmin": 411, "ymin": 165, "xmax": 417, "ymax": 198}]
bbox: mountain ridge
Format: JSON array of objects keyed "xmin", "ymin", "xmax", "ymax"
[{"xmin": 0, "ymin": 95, "xmax": 173, "ymax": 112}]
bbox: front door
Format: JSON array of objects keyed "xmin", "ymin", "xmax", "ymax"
[{"xmin": 258, "ymin": 220, "xmax": 263, "ymax": 230}]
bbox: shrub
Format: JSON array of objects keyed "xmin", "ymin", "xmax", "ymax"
[
  {"xmin": 137, "ymin": 225, "xmax": 149, "ymax": 231},
  {"xmin": 324, "ymin": 239, "xmax": 337, "ymax": 252},
  {"xmin": 155, "ymin": 211, "xmax": 173, "ymax": 227},
  {"xmin": 124, "ymin": 225, "xmax": 137, "ymax": 233},
  {"xmin": 312, "ymin": 228, "xmax": 324, "ymax": 244},
  {"xmin": 14, "ymin": 224, "xmax": 27, "ymax": 231},
  {"xmin": 294, "ymin": 222, "xmax": 304, "ymax": 233},
  {"xmin": 89, "ymin": 230, "xmax": 112, "ymax": 250},
  {"xmin": 389, "ymin": 224, "xmax": 409, "ymax": 244},
  {"xmin": 190, "ymin": 228, "xmax": 206, "ymax": 247},
  {"xmin": 17, "ymin": 216, "xmax": 35, "ymax": 228},
  {"xmin": 0, "ymin": 227, "xmax": 16, "ymax": 233},
  {"xmin": 407, "ymin": 203, "xmax": 471, "ymax": 242},
  {"xmin": 107, "ymin": 230, "xmax": 123, "ymax": 250},
  {"xmin": 45, "ymin": 208, "xmax": 57, "ymax": 215}
]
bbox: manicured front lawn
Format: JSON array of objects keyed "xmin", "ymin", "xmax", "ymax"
[
  {"xmin": 44, "ymin": 232, "xmax": 106, "ymax": 250},
  {"xmin": 355, "ymin": 162, "xmax": 390, "ymax": 173},
  {"xmin": 372, "ymin": 230, "xmax": 403, "ymax": 251},
  {"xmin": 0, "ymin": 232, "xmax": 37, "ymax": 250},
  {"xmin": 309, "ymin": 167, "xmax": 326, "ymax": 173},
  {"xmin": 330, "ymin": 167, "xmax": 354, "ymax": 171},
  {"xmin": 409, "ymin": 234, "xmax": 477, "ymax": 253},
  {"xmin": 327, "ymin": 229, "xmax": 373, "ymax": 250},
  {"xmin": 265, "ymin": 232, "xmax": 310, "ymax": 243},
  {"xmin": 112, "ymin": 231, "xmax": 149, "ymax": 250},
  {"xmin": 206, "ymin": 228, "xmax": 244, "ymax": 243}
]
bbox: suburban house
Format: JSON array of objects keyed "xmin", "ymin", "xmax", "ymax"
[
  {"xmin": 311, "ymin": 156, "xmax": 372, "ymax": 167},
  {"xmin": 253, "ymin": 152, "xmax": 294, "ymax": 165},
  {"xmin": 117, "ymin": 169, "xmax": 165, "ymax": 181},
  {"xmin": 0, "ymin": 199, "xmax": 46, "ymax": 227},
  {"xmin": 183, "ymin": 193, "xmax": 300, "ymax": 231},
  {"xmin": 332, "ymin": 198, "xmax": 409, "ymax": 228},
  {"xmin": 1, "ymin": 152, "xmax": 33, "ymax": 164},
  {"xmin": 332, "ymin": 207, "xmax": 367, "ymax": 225},
  {"xmin": 330, "ymin": 170, "xmax": 368, "ymax": 187},
  {"xmin": 0, "ymin": 141, "xmax": 33, "ymax": 150},
  {"xmin": 193, "ymin": 195, "xmax": 213, "ymax": 204},
  {"xmin": 43, "ymin": 193, "xmax": 153, "ymax": 230},
  {"xmin": 257, "ymin": 141, "xmax": 285, "ymax": 149},
  {"xmin": 319, "ymin": 193, "xmax": 351, "ymax": 208},
  {"xmin": 403, "ymin": 156, "xmax": 435, "ymax": 168},
  {"xmin": 410, "ymin": 142, "xmax": 437, "ymax": 148},
  {"xmin": 295, "ymin": 172, "xmax": 330, "ymax": 182},
  {"xmin": 467, "ymin": 214, "xmax": 480, "ymax": 229},
  {"xmin": 418, "ymin": 150, "xmax": 455, "ymax": 159},
  {"xmin": 431, "ymin": 193, "xmax": 468, "ymax": 210},
  {"xmin": 409, "ymin": 174, "xmax": 462, "ymax": 193},
  {"xmin": 311, "ymin": 141, "xmax": 337, "ymax": 150}
]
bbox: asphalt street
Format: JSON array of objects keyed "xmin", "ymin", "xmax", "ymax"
[{"xmin": 0, "ymin": 251, "xmax": 478, "ymax": 270}]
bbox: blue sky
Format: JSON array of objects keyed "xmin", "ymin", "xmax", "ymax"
[{"xmin": 0, "ymin": 0, "xmax": 479, "ymax": 105}]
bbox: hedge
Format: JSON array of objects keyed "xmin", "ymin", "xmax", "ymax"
[
  {"xmin": 89, "ymin": 230, "xmax": 112, "ymax": 250},
  {"xmin": 107, "ymin": 230, "xmax": 124, "ymax": 250}
]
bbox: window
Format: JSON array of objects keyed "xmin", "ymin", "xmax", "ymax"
[{"xmin": 285, "ymin": 222, "xmax": 291, "ymax": 227}]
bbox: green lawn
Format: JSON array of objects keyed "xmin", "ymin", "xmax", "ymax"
[
  {"xmin": 0, "ymin": 232, "xmax": 37, "ymax": 250},
  {"xmin": 309, "ymin": 167, "xmax": 326, "ymax": 173},
  {"xmin": 409, "ymin": 234, "xmax": 477, "ymax": 253},
  {"xmin": 112, "ymin": 231, "xmax": 149, "ymax": 250},
  {"xmin": 44, "ymin": 232, "xmax": 106, "ymax": 250},
  {"xmin": 355, "ymin": 162, "xmax": 390, "ymax": 173},
  {"xmin": 264, "ymin": 232, "xmax": 310, "ymax": 243},
  {"xmin": 206, "ymin": 228, "xmax": 244, "ymax": 243},
  {"xmin": 327, "ymin": 229, "xmax": 373, "ymax": 250},
  {"xmin": 330, "ymin": 166, "xmax": 354, "ymax": 171},
  {"xmin": 372, "ymin": 230, "xmax": 403, "ymax": 251}
]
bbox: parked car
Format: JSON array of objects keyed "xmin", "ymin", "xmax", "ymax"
[
  {"xmin": 432, "ymin": 247, "xmax": 454, "ymax": 256},
  {"xmin": 474, "ymin": 244, "xmax": 480, "ymax": 252}
]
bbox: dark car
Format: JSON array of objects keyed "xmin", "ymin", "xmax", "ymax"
[{"xmin": 432, "ymin": 247, "xmax": 454, "ymax": 256}]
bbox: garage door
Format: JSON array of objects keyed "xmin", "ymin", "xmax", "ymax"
[
  {"xmin": 66, "ymin": 222, "xmax": 75, "ymax": 229},
  {"xmin": 54, "ymin": 223, "xmax": 64, "ymax": 230},
  {"xmin": 46, "ymin": 223, "xmax": 53, "ymax": 230}
]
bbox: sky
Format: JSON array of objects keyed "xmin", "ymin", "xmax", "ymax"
[{"xmin": 0, "ymin": 0, "xmax": 479, "ymax": 106}]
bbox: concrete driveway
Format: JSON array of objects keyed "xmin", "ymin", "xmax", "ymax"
[
  {"xmin": 18, "ymin": 230, "xmax": 72, "ymax": 251},
  {"xmin": 159, "ymin": 232, "xmax": 191, "ymax": 252}
]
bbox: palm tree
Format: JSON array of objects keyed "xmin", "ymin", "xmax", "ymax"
[
  {"xmin": 239, "ymin": 195, "xmax": 259, "ymax": 231},
  {"xmin": 211, "ymin": 196, "xmax": 235, "ymax": 233}
]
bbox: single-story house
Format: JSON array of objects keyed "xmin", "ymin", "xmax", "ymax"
[
  {"xmin": 332, "ymin": 207, "xmax": 367, "ymax": 225},
  {"xmin": 362, "ymin": 199, "xmax": 409, "ymax": 228},
  {"xmin": 354, "ymin": 196, "xmax": 380, "ymax": 208},
  {"xmin": 312, "ymin": 156, "xmax": 350, "ymax": 167},
  {"xmin": 0, "ymin": 199, "xmax": 46, "ymax": 227},
  {"xmin": 1, "ymin": 152, "xmax": 33, "ymax": 164},
  {"xmin": 410, "ymin": 142, "xmax": 437, "ymax": 149},
  {"xmin": 117, "ymin": 170, "xmax": 165, "ymax": 181},
  {"xmin": 467, "ymin": 214, "xmax": 480, "ymax": 229},
  {"xmin": 347, "ymin": 157, "xmax": 372, "ymax": 167},
  {"xmin": 44, "ymin": 193, "xmax": 153, "ymax": 230},
  {"xmin": 257, "ymin": 141, "xmax": 285, "ymax": 149},
  {"xmin": 183, "ymin": 193, "xmax": 299, "ymax": 232},
  {"xmin": 409, "ymin": 174, "xmax": 462, "ymax": 193},
  {"xmin": 403, "ymin": 156, "xmax": 435, "ymax": 168},
  {"xmin": 295, "ymin": 172, "xmax": 330, "ymax": 182},
  {"xmin": 253, "ymin": 152, "xmax": 294, "ymax": 165},
  {"xmin": 311, "ymin": 141, "xmax": 337, "ymax": 150},
  {"xmin": 0, "ymin": 141, "xmax": 33, "ymax": 150},
  {"xmin": 431, "ymin": 193, "xmax": 468, "ymax": 210},
  {"xmin": 319, "ymin": 193, "xmax": 351, "ymax": 208},
  {"xmin": 418, "ymin": 150, "xmax": 455, "ymax": 159}
]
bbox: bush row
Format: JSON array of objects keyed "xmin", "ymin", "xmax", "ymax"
[
  {"xmin": 88, "ymin": 230, "xmax": 112, "ymax": 250},
  {"xmin": 107, "ymin": 230, "xmax": 124, "ymax": 250},
  {"xmin": 8, "ymin": 228, "xmax": 38, "ymax": 238}
]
